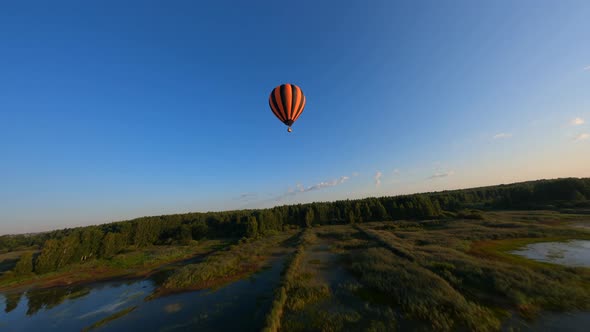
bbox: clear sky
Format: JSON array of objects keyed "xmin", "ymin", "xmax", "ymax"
[{"xmin": 1, "ymin": 0, "xmax": 589, "ymax": 234}]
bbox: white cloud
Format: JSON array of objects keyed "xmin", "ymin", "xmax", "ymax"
[
  {"xmin": 584, "ymin": 65, "xmax": 590, "ymax": 71},
  {"xmin": 392, "ymin": 169, "xmax": 400, "ymax": 176},
  {"xmin": 374, "ymin": 171, "xmax": 382, "ymax": 187},
  {"xmin": 493, "ymin": 133, "xmax": 512, "ymax": 139},
  {"xmin": 352, "ymin": 172, "xmax": 360, "ymax": 177},
  {"xmin": 571, "ymin": 117, "xmax": 585, "ymax": 126},
  {"xmin": 275, "ymin": 175, "xmax": 351, "ymax": 201},
  {"xmin": 574, "ymin": 133, "xmax": 590, "ymax": 142},
  {"xmin": 428, "ymin": 170, "xmax": 455, "ymax": 179}
]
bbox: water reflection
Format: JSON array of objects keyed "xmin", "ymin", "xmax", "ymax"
[
  {"xmin": 511, "ymin": 240, "xmax": 590, "ymax": 267},
  {"xmin": 0, "ymin": 280, "xmax": 153, "ymax": 332},
  {"xmin": 4, "ymin": 292, "xmax": 22, "ymax": 313},
  {"xmin": 0, "ymin": 256, "xmax": 286, "ymax": 332}
]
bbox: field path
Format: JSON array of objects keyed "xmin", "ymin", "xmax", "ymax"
[{"xmin": 280, "ymin": 225, "xmax": 395, "ymax": 332}]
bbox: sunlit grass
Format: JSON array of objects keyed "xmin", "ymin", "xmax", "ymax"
[{"xmin": 161, "ymin": 232, "xmax": 295, "ymax": 291}]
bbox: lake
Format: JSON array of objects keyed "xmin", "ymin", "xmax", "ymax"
[
  {"xmin": 510, "ymin": 240, "xmax": 590, "ymax": 267},
  {"xmin": 0, "ymin": 256, "xmax": 286, "ymax": 332}
]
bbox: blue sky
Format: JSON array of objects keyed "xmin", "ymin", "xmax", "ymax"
[{"xmin": 1, "ymin": 0, "xmax": 589, "ymax": 234}]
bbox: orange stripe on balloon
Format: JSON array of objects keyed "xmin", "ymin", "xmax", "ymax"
[
  {"xmin": 284, "ymin": 84, "xmax": 293, "ymax": 120},
  {"xmin": 293, "ymin": 94, "xmax": 306, "ymax": 121}
]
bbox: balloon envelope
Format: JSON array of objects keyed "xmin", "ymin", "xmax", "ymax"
[{"xmin": 268, "ymin": 84, "xmax": 306, "ymax": 130}]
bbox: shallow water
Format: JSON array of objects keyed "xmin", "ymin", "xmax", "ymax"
[
  {"xmin": 510, "ymin": 240, "xmax": 590, "ymax": 267},
  {"xmin": 503, "ymin": 312, "xmax": 590, "ymax": 332},
  {"xmin": 0, "ymin": 256, "xmax": 286, "ymax": 331}
]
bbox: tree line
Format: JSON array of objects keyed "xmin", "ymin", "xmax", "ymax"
[{"xmin": 3, "ymin": 177, "xmax": 589, "ymax": 277}]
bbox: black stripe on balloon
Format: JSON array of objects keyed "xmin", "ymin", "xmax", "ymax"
[
  {"xmin": 270, "ymin": 90, "xmax": 284, "ymax": 122},
  {"xmin": 280, "ymin": 84, "xmax": 290, "ymax": 120},
  {"xmin": 269, "ymin": 99, "xmax": 282, "ymax": 121}
]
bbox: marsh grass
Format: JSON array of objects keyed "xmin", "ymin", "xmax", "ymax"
[
  {"xmin": 349, "ymin": 247, "xmax": 500, "ymax": 331},
  {"xmin": 281, "ymin": 226, "xmax": 409, "ymax": 332},
  {"xmin": 162, "ymin": 232, "xmax": 294, "ymax": 291},
  {"xmin": 262, "ymin": 229, "xmax": 313, "ymax": 332},
  {"xmin": 0, "ymin": 240, "xmax": 227, "ymax": 291},
  {"xmin": 351, "ymin": 214, "xmax": 590, "ymax": 330}
]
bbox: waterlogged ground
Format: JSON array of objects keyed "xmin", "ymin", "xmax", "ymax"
[
  {"xmin": 0, "ymin": 255, "xmax": 287, "ymax": 332},
  {"xmin": 503, "ymin": 312, "xmax": 590, "ymax": 332},
  {"xmin": 1, "ymin": 212, "xmax": 590, "ymax": 331},
  {"xmin": 98, "ymin": 255, "xmax": 287, "ymax": 332},
  {"xmin": 0, "ymin": 280, "xmax": 153, "ymax": 331},
  {"xmin": 511, "ymin": 240, "xmax": 590, "ymax": 267},
  {"xmin": 0, "ymin": 233, "xmax": 294, "ymax": 332}
]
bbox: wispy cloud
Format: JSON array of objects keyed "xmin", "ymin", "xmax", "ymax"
[
  {"xmin": 428, "ymin": 170, "xmax": 455, "ymax": 179},
  {"xmin": 493, "ymin": 133, "xmax": 512, "ymax": 139},
  {"xmin": 571, "ymin": 117, "xmax": 585, "ymax": 126},
  {"xmin": 574, "ymin": 133, "xmax": 589, "ymax": 142},
  {"xmin": 351, "ymin": 172, "xmax": 360, "ymax": 177},
  {"xmin": 584, "ymin": 65, "xmax": 590, "ymax": 71},
  {"xmin": 276, "ymin": 175, "xmax": 351, "ymax": 201},
  {"xmin": 303, "ymin": 176, "xmax": 350, "ymax": 192},
  {"xmin": 374, "ymin": 171, "xmax": 382, "ymax": 187},
  {"xmin": 392, "ymin": 169, "xmax": 400, "ymax": 176}
]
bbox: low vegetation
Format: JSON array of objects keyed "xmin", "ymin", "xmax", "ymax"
[
  {"xmin": 0, "ymin": 240, "xmax": 226, "ymax": 291},
  {"xmin": 160, "ymin": 232, "xmax": 295, "ymax": 292},
  {"xmin": 349, "ymin": 217, "xmax": 590, "ymax": 330},
  {"xmin": 262, "ymin": 229, "xmax": 314, "ymax": 332}
]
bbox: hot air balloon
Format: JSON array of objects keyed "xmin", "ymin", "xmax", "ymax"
[{"xmin": 268, "ymin": 84, "xmax": 306, "ymax": 133}]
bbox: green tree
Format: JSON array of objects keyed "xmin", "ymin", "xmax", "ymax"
[
  {"xmin": 372, "ymin": 201, "xmax": 388, "ymax": 220},
  {"xmin": 361, "ymin": 203, "xmax": 372, "ymax": 221},
  {"xmin": 57, "ymin": 234, "xmax": 80, "ymax": 267},
  {"xmin": 246, "ymin": 216, "xmax": 258, "ymax": 238},
  {"xmin": 347, "ymin": 210, "xmax": 356, "ymax": 224},
  {"xmin": 304, "ymin": 208, "xmax": 315, "ymax": 227},
  {"xmin": 34, "ymin": 239, "xmax": 61, "ymax": 274},
  {"xmin": 77, "ymin": 228, "xmax": 103, "ymax": 262},
  {"xmin": 572, "ymin": 190, "xmax": 586, "ymax": 201},
  {"xmin": 354, "ymin": 204, "xmax": 363, "ymax": 223},
  {"xmin": 133, "ymin": 220, "xmax": 160, "ymax": 247},
  {"xmin": 178, "ymin": 225, "xmax": 192, "ymax": 245},
  {"xmin": 100, "ymin": 232, "xmax": 126, "ymax": 258},
  {"xmin": 191, "ymin": 221, "xmax": 209, "ymax": 239},
  {"xmin": 14, "ymin": 252, "xmax": 34, "ymax": 276}
]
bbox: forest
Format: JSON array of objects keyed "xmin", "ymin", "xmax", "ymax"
[{"xmin": 1, "ymin": 177, "xmax": 589, "ymax": 279}]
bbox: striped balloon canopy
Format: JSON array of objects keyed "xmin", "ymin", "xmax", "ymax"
[{"xmin": 268, "ymin": 83, "xmax": 306, "ymax": 133}]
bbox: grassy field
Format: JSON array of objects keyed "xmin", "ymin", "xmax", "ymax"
[
  {"xmin": 263, "ymin": 211, "xmax": 590, "ymax": 331},
  {"xmin": 2, "ymin": 210, "xmax": 589, "ymax": 331},
  {"xmin": 156, "ymin": 231, "xmax": 298, "ymax": 295}
]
